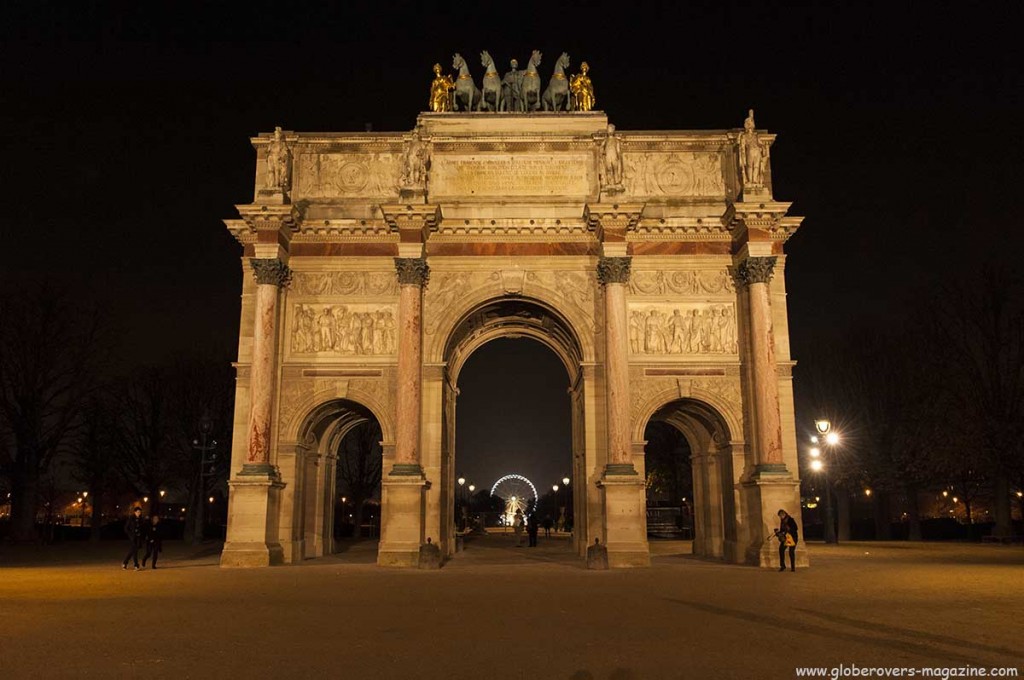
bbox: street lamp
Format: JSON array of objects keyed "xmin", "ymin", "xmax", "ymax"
[
  {"xmin": 191, "ymin": 414, "xmax": 217, "ymax": 544},
  {"xmin": 814, "ymin": 419, "xmax": 838, "ymax": 544},
  {"xmin": 457, "ymin": 477, "xmax": 467, "ymax": 530}
]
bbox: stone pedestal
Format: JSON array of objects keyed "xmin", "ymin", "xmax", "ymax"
[
  {"xmin": 599, "ymin": 473, "xmax": 650, "ymax": 568},
  {"xmin": 741, "ymin": 472, "xmax": 809, "ymax": 569},
  {"xmin": 378, "ymin": 473, "xmax": 428, "ymax": 567},
  {"xmin": 220, "ymin": 475, "xmax": 285, "ymax": 567}
]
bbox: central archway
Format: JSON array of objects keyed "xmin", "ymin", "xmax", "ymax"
[{"xmin": 439, "ymin": 296, "xmax": 587, "ymax": 557}]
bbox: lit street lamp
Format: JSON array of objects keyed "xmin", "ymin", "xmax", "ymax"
[
  {"xmin": 814, "ymin": 419, "xmax": 838, "ymax": 544},
  {"xmin": 191, "ymin": 414, "xmax": 218, "ymax": 544}
]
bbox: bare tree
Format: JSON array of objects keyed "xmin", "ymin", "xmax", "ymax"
[
  {"xmin": 0, "ymin": 287, "xmax": 100, "ymax": 541},
  {"xmin": 924, "ymin": 268, "xmax": 1024, "ymax": 538},
  {"xmin": 113, "ymin": 368, "xmax": 187, "ymax": 513},
  {"xmin": 68, "ymin": 396, "xmax": 120, "ymax": 542},
  {"xmin": 336, "ymin": 421, "xmax": 382, "ymax": 538}
]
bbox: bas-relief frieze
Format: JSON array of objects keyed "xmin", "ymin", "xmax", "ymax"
[
  {"xmin": 290, "ymin": 271, "xmax": 398, "ymax": 297},
  {"xmin": 629, "ymin": 303, "xmax": 738, "ymax": 356},
  {"xmin": 293, "ymin": 152, "xmax": 401, "ymax": 199},
  {"xmin": 291, "ymin": 304, "xmax": 397, "ymax": 356},
  {"xmin": 628, "ymin": 368, "xmax": 743, "ymax": 436},
  {"xmin": 622, "ymin": 152, "xmax": 725, "ymax": 198},
  {"xmin": 628, "ymin": 270, "xmax": 735, "ymax": 296}
]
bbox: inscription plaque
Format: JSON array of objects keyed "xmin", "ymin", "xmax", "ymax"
[{"xmin": 430, "ymin": 154, "xmax": 593, "ymax": 199}]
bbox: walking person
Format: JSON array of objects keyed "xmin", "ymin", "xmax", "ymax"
[
  {"xmin": 527, "ymin": 513, "xmax": 539, "ymax": 547},
  {"xmin": 514, "ymin": 509, "xmax": 525, "ymax": 547},
  {"xmin": 141, "ymin": 515, "xmax": 163, "ymax": 569},
  {"xmin": 775, "ymin": 509, "xmax": 799, "ymax": 572},
  {"xmin": 122, "ymin": 507, "xmax": 145, "ymax": 570},
  {"xmin": 542, "ymin": 515, "xmax": 553, "ymax": 538}
]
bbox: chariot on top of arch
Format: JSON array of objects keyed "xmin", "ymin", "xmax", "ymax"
[{"xmin": 431, "ymin": 51, "xmax": 595, "ymax": 113}]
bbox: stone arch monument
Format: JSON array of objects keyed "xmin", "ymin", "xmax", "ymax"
[{"xmin": 220, "ymin": 108, "xmax": 805, "ymax": 569}]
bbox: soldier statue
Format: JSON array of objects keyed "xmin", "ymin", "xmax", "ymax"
[
  {"xmin": 428, "ymin": 63, "xmax": 455, "ymax": 112},
  {"xmin": 738, "ymin": 109, "xmax": 769, "ymax": 187},
  {"xmin": 602, "ymin": 123, "xmax": 623, "ymax": 191},
  {"xmin": 266, "ymin": 126, "xmax": 292, "ymax": 191}
]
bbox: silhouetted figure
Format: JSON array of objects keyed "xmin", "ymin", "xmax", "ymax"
[
  {"xmin": 775, "ymin": 509, "xmax": 799, "ymax": 572},
  {"xmin": 527, "ymin": 514, "xmax": 539, "ymax": 547},
  {"xmin": 542, "ymin": 515, "xmax": 553, "ymax": 537},
  {"xmin": 141, "ymin": 515, "xmax": 163, "ymax": 569},
  {"xmin": 122, "ymin": 507, "xmax": 144, "ymax": 570},
  {"xmin": 514, "ymin": 509, "xmax": 525, "ymax": 547}
]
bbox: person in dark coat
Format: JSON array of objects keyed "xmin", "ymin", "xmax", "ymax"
[
  {"xmin": 141, "ymin": 515, "xmax": 163, "ymax": 569},
  {"xmin": 122, "ymin": 507, "xmax": 144, "ymax": 570},
  {"xmin": 775, "ymin": 509, "xmax": 799, "ymax": 572},
  {"xmin": 542, "ymin": 515, "xmax": 553, "ymax": 537},
  {"xmin": 527, "ymin": 513, "xmax": 540, "ymax": 547}
]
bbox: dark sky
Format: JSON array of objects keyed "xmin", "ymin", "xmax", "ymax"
[{"xmin": 3, "ymin": 2, "xmax": 1022, "ymax": 480}]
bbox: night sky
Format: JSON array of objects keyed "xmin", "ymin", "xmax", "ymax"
[{"xmin": 3, "ymin": 3, "xmax": 1022, "ymax": 485}]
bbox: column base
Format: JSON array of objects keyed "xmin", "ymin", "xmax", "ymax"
[
  {"xmin": 220, "ymin": 473, "xmax": 285, "ymax": 568},
  {"xmin": 599, "ymin": 472, "xmax": 650, "ymax": 568},
  {"xmin": 377, "ymin": 471, "xmax": 428, "ymax": 568},
  {"xmin": 740, "ymin": 470, "xmax": 810, "ymax": 569}
]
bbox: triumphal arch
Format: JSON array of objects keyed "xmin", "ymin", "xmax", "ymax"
[{"xmin": 220, "ymin": 95, "xmax": 805, "ymax": 569}]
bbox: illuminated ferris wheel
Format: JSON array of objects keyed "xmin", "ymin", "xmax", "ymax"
[{"xmin": 490, "ymin": 474, "xmax": 538, "ymax": 525}]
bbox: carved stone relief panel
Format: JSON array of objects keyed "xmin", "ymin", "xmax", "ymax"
[
  {"xmin": 293, "ymin": 152, "xmax": 401, "ymax": 200},
  {"xmin": 290, "ymin": 271, "xmax": 398, "ymax": 297},
  {"xmin": 527, "ymin": 270, "xmax": 600, "ymax": 334},
  {"xmin": 622, "ymin": 152, "xmax": 726, "ymax": 198},
  {"xmin": 429, "ymin": 154, "xmax": 594, "ymax": 199},
  {"xmin": 423, "ymin": 271, "xmax": 497, "ymax": 336},
  {"xmin": 628, "ymin": 270, "xmax": 735, "ymax": 296},
  {"xmin": 629, "ymin": 303, "xmax": 738, "ymax": 356},
  {"xmin": 291, "ymin": 304, "xmax": 397, "ymax": 356}
]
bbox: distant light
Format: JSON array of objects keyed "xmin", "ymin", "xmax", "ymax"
[
  {"xmin": 810, "ymin": 435, "xmax": 819, "ymax": 444},
  {"xmin": 864, "ymin": 489, "xmax": 871, "ymax": 496},
  {"xmin": 810, "ymin": 460, "xmax": 824, "ymax": 472},
  {"xmin": 681, "ymin": 497, "xmax": 686, "ymax": 502},
  {"xmin": 553, "ymin": 485, "xmax": 559, "ymax": 492},
  {"xmin": 159, "ymin": 490, "xmax": 166, "ymax": 498},
  {"xmin": 143, "ymin": 496, "xmax": 149, "ymax": 503},
  {"xmin": 562, "ymin": 477, "xmax": 570, "ymax": 486},
  {"xmin": 341, "ymin": 497, "xmax": 347, "ymax": 503},
  {"xmin": 208, "ymin": 496, "xmax": 215, "ymax": 503},
  {"xmin": 468, "ymin": 485, "xmax": 475, "ymax": 492},
  {"xmin": 942, "ymin": 491, "xmax": 949, "ymax": 498},
  {"xmin": 181, "ymin": 507, "xmax": 186, "ymax": 512},
  {"xmin": 458, "ymin": 477, "xmax": 466, "ymax": 486},
  {"xmin": 815, "ymin": 420, "xmax": 831, "ymax": 435},
  {"xmin": 825, "ymin": 432, "xmax": 839, "ymax": 446},
  {"xmin": 77, "ymin": 497, "xmax": 82, "ymax": 504},
  {"xmin": 82, "ymin": 492, "xmax": 88, "ymax": 498},
  {"xmin": 815, "ymin": 496, "xmax": 820, "ymax": 502},
  {"xmin": 809, "ymin": 448, "xmax": 820, "ymax": 459},
  {"xmin": 952, "ymin": 497, "xmax": 958, "ymax": 503},
  {"xmin": 1017, "ymin": 491, "xmax": 1023, "ymax": 498}
]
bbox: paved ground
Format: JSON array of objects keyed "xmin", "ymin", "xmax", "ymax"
[{"xmin": 1, "ymin": 535, "xmax": 1021, "ymax": 680}]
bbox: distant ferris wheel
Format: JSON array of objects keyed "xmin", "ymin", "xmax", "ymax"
[{"xmin": 490, "ymin": 474, "xmax": 539, "ymax": 524}]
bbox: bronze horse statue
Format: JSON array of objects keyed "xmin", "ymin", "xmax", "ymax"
[
  {"xmin": 451, "ymin": 53, "xmax": 481, "ymax": 112},
  {"xmin": 542, "ymin": 52, "xmax": 571, "ymax": 112},
  {"xmin": 479, "ymin": 50, "xmax": 502, "ymax": 112},
  {"xmin": 519, "ymin": 50, "xmax": 542, "ymax": 112}
]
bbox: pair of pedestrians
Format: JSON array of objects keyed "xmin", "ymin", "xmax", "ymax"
[{"xmin": 122, "ymin": 506, "xmax": 163, "ymax": 570}]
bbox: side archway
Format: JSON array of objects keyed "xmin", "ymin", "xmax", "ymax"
[{"xmin": 642, "ymin": 397, "xmax": 737, "ymax": 560}]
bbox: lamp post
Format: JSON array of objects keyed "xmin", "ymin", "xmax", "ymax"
[
  {"xmin": 814, "ymin": 419, "xmax": 838, "ymax": 544},
  {"xmin": 560, "ymin": 476, "xmax": 570, "ymax": 532},
  {"xmin": 458, "ymin": 477, "xmax": 466, "ymax": 530},
  {"xmin": 191, "ymin": 415, "xmax": 217, "ymax": 544}
]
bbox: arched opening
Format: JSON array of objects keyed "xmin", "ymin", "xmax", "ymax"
[
  {"xmin": 297, "ymin": 398, "xmax": 383, "ymax": 561},
  {"xmin": 643, "ymin": 398, "xmax": 736, "ymax": 560},
  {"xmin": 440, "ymin": 297, "xmax": 586, "ymax": 559}
]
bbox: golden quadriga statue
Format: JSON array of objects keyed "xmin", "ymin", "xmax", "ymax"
[
  {"xmin": 569, "ymin": 61, "xmax": 595, "ymax": 112},
  {"xmin": 429, "ymin": 63, "xmax": 455, "ymax": 112}
]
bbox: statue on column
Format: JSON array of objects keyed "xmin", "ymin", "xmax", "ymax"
[
  {"xmin": 601, "ymin": 124, "xmax": 624, "ymax": 193},
  {"xmin": 400, "ymin": 126, "xmax": 428, "ymax": 193},
  {"xmin": 738, "ymin": 109, "xmax": 770, "ymax": 189},
  {"xmin": 265, "ymin": 126, "xmax": 292, "ymax": 193},
  {"xmin": 570, "ymin": 61, "xmax": 596, "ymax": 112},
  {"xmin": 428, "ymin": 63, "xmax": 455, "ymax": 112}
]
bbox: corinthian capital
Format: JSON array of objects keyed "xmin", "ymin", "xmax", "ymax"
[
  {"xmin": 250, "ymin": 258, "xmax": 292, "ymax": 287},
  {"xmin": 395, "ymin": 257, "xmax": 430, "ymax": 286},
  {"xmin": 597, "ymin": 256, "xmax": 632, "ymax": 285},
  {"xmin": 737, "ymin": 256, "xmax": 777, "ymax": 286}
]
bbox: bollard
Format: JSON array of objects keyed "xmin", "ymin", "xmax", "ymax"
[
  {"xmin": 586, "ymin": 537, "xmax": 609, "ymax": 570},
  {"xmin": 418, "ymin": 537, "xmax": 442, "ymax": 569}
]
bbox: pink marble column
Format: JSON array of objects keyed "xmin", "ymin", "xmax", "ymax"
[
  {"xmin": 598, "ymin": 256, "xmax": 635, "ymax": 474},
  {"xmin": 738, "ymin": 256, "xmax": 785, "ymax": 471},
  {"xmin": 243, "ymin": 258, "xmax": 290, "ymax": 475},
  {"xmin": 392, "ymin": 257, "xmax": 429, "ymax": 475}
]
